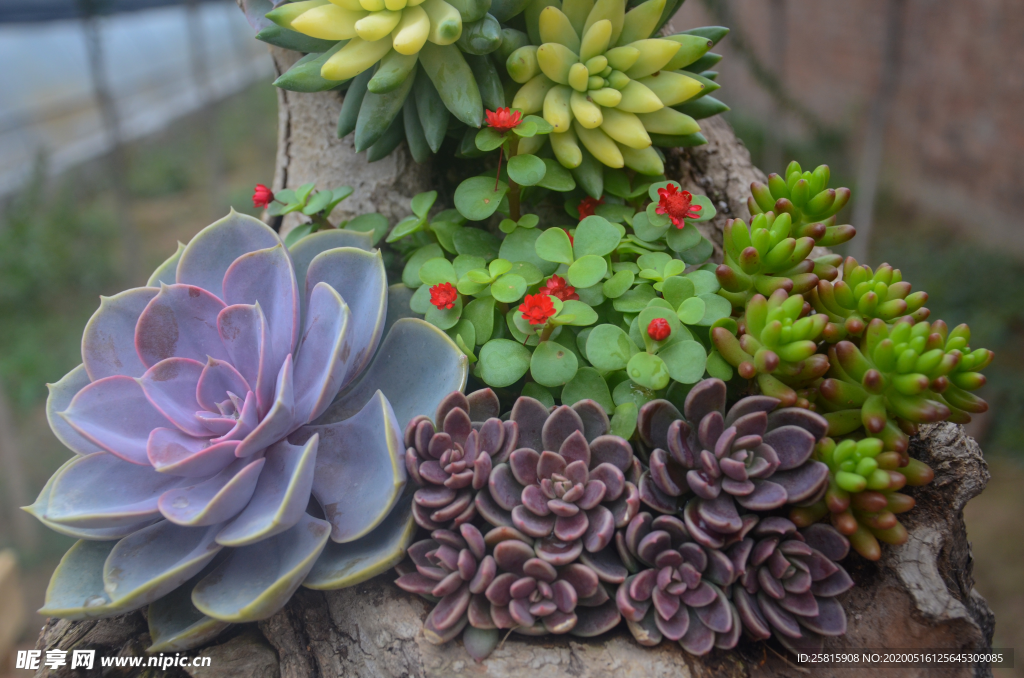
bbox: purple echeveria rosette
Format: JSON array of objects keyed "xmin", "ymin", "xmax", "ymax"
[
  {"xmin": 637, "ymin": 379, "xmax": 830, "ymax": 549},
  {"xmin": 30, "ymin": 212, "xmax": 468, "ymax": 651},
  {"xmin": 615, "ymin": 512, "xmax": 742, "ymax": 655},
  {"xmin": 730, "ymin": 519, "xmax": 854, "ymax": 654},
  {"xmin": 405, "ymin": 389, "xmax": 519, "ymax": 531},
  {"xmin": 475, "ymin": 398, "xmax": 642, "ymax": 565}
]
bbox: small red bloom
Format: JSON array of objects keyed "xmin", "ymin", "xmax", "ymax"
[
  {"xmin": 485, "ymin": 107, "xmax": 522, "ymax": 133},
  {"xmin": 429, "ymin": 282, "xmax": 458, "ymax": 310},
  {"xmin": 656, "ymin": 184, "xmax": 702, "ymax": 227},
  {"xmin": 563, "ymin": 228, "xmax": 574, "ymax": 246},
  {"xmin": 540, "ymin": 274, "xmax": 578, "ymax": 302},
  {"xmin": 647, "ymin": 318, "xmax": 671, "ymax": 342},
  {"xmin": 252, "ymin": 184, "xmax": 274, "ymax": 209},
  {"xmin": 577, "ymin": 196, "xmax": 605, "ymax": 219},
  {"xmin": 519, "ymin": 293, "xmax": 557, "ymax": 325}
]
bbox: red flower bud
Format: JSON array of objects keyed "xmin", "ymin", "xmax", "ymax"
[
  {"xmin": 647, "ymin": 317, "xmax": 671, "ymax": 341},
  {"xmin": 252, "ymin": 184, "xmax": 274, "ymax": 209},
  {"xmin": 429, "ymin": 282, "xmax": 458, "ymax": 310}
]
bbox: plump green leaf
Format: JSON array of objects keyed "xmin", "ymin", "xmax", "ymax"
[
  {"xmin": 522, "ymin": 382, "xmax": 555, "ymax": 408},
  {"xmin": 523, "ymin": 115, "xmax": 554, "ymax": 134},
  {"xmin": 453, "ymin": 228, "xmax": 502, "ymax": 260},
  {"xmin": 419, "ymin": 257, "xmax": 458, "ymax": 286},
  {"xmin": 466, "ymin": 268, "xmax": 494, "ymax": 284},
  {"xmin": 425, "ymin": 294, "xmax": 463, "ymax": 330},
  {"xmin": 477, "ymin": 339, "xmax": 531, "ymax": 387},
  {"xmin": 689, "ymin": 193, "xmax": 717, "ymax": 222},
  {"xmin": 388, "ymin": 215, "xmax": 426, "ymax": 243},
  {"xmin": 476, "ymin": 127, "xmax": 506, "ymax": 151},
  {"xmin": 706, "ymin": 348, "xmax": 734, "ymax": 380},
  {"xmin": 613, "ymin": 376, "xmax": 656, "ymax": 408},
  {"xmin": 686, "ymin": 269, "xmax": 720, "ymax": 295},
  {"xmin": 610, "ymin": 402, "xmax": 638, "ymax": 439},
  {"xmin": 402, "ymin": 244, "xmax": 444, "ymax": 288},
  {"xmin": 455, "ymin": 176, "xmax": 508, "ymax": 221},
  {"xmin": 666, "ymin": 223, "xmax": 701, "ymax": 252},
  {"xmin": 512, "ymin": 119, "xmax": 538, "ymax": 137},
  {"xmin": 345, "ymin": 213, "xmax": 389, "ymax": 245},
  {"xmin": 696, "ymin": 292, "xmax": 732, "ymax": 326},
  {"xmin": 507, "ymin": 154, "xmax": 547, "ymax": 186},
  {"xmin": 303, "ymin": 190, "xmax": 333, "ymax": 215},
  {"xmin": 677, "ymin": 296, "xmax": 706, "ymax": 324},
  {"xmin": 501, "ymin": 227, "xmax": 558, "ymax": 275},
  {"xmin": 567, "ymin": 255, "xmax": 607, "ymax": 288},
  {"xmin": 661, "ymin": 275, "xmax": 695, "ymax": 308},
  {"xmin": 284, "ymin": 223, "xmax": 313, "ymax": 248},
  {"xmin": 489, "ymin": 259, "xmax": 513, "ymax": 277},
  {"xmin": 629, "ymin": 210, "xmax": 668, "ymax": 243},
  {"xmin": 491, "ymin": 274, "xmax": 527, "ymax": 303},
  {"xmin": 463, "ymin": 296, "xmax": 496, "ymax": 344},
  {"xmin": 558, "ymin": 300, "xmax": 598, "ymax": 327},
  {"xmin": 574, "ymin": 283, "xmax": 604, "ymax": 307},
  {"xmin": 518, "ymin": 213, "xmax": 540, "ymax": 228},
  {"xmin": 627, "ymin": 352, "xmax": 670, "ymax": 391},
  {"xmin": 411, "ymin": 191, "xmax": 438, "ymax": 218},
  {"xmin": 681, "ymin": 236, "xmax": 714, "ymax": 265},
  {"xmin": 454, "ymin": 255, "xmax": 487, "ymax": 278},
  {"xmin": 531, "ymin": 340, "xmax": 579, "ymax": 387},
  {"xmin": 561, "ymin": 367, "xmax": 614, "ymax": 414},
  {"xmin": 602, "ymin": 270, "xmax": 634, "ymax": 298},
  {"xmin": 586, "ymin": 324, "xmax": 637, "ymax": 371},
  {"xmin": 535, "ymin": 227, "xmax": 574, "ymax": 265},
  {"xmin": 410, "ymin": 284, "xmax": 432, "ymax": 313},
  {"xmin": 659, "ymin": 340, "xmax": 707, "ymax": 383},
  {"xmin": 536, "ymin": 159, "xmax": 575, "ymax": 192},
  {"xmin": 573, "ymin": 216, "xmax": 621, "ymax": 258},
  {"xmin": 508, "ymin": 261, "xmax": 543, "ymax": 285},
  {"xmin": 447, "ymin": 318, "xmax": 477, "ymax": 350},
  {"xmin": 612, "ymin": 283, "xmax": 656, "ymax": 313},
  {"xmin": 646, "ymin": 201, "xmax": 671, "ymax": 228}
]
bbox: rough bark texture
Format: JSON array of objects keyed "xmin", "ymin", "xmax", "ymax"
[{"xmin": 31, "ymin": 48, "xmax": 996, "ymax": 678}]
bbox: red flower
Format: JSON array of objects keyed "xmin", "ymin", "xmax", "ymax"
[
  {"xmin": 519, "ymin": 293, "xmax": 557, "ymax": 325},
  {"xmin": 540, "ymin": 274, "xmax": 578, "ymax": 302},
  {"xmin": 647, "ymin": 318, "xmax": 671, "ymax": 341},
  {"xmin": 429, "ymin": 282, "xmax": 458, "ymax": 310},
  {"xmin": 485, "ymin": 107, "xmax": 522, "ymax": 133},
  {"xmin": 577, "ymin": 196, "xmax": 605, "ymax": 219},
  {"xmin": 252, "ymin": 184, "xmax": 274, "ymax": 209},
  {"xmin": 655, "ymin": 184, "xmax": 702, "ymax": 227}
]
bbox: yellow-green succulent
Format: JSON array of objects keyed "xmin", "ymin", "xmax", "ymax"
[{"xmin": 507, "ymin": 0, "xmax": 717, "ymax": 177}]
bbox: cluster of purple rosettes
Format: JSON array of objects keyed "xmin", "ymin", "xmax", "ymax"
[{"xmin": 395, "ymin": 380, "xmax": 853, "ymax": 661}]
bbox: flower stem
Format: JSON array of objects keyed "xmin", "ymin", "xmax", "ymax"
[
  {"xmin": 494, "ymin": 146, "xmax": 503, "ymax": 192},
  {"xmin": 539, "ymin": 324, "xmax": 554, "ymax": 342}
]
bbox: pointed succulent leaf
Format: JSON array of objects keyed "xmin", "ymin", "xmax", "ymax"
[
  {"xmin": 39, "ymin": 540, "xmax": 125, "ymax": 620},
  {"xmin": 148, "ymin": 242, "xmax": 186, "ymax": 288},
  {"xmin": 82, "ymin": 288, "xmax": 159, "ymax": 380},
  {"xmin": 192, "ymin": 512, "xmax": 331, "ymax": 623},
  {"xmin": 317, "ymin": 319, "xmax": 468, "ymax": 430},
  {"xmin": 158, "ymin": 458, "xmax": 265, "ymax": 527},
  {"xmin": 46, "ymin": 365, "xmax": 104, "ymax": 456},
  {"xmin": 304, "ymin": 494, "xmax": 416, "ymax": 589},
  {"xmin": 289, "ymin": 229, "xmax": 374, "ymax": 323},
  {"xmin": 147, "ymin": 575, "xmax": 232, "ymax": 652},
  {"xmin": 295, "ymin": 391, "xmax": 406, "ymax": 543},
  {"xmin": 175, "ymin": 210, "xmax": 281, "ymax": 300},
  {"xmin": 136, "ymin": 284, "xmax": 232, "ymax": 367}
]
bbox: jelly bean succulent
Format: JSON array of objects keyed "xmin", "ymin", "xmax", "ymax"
[
  {"xmin": 712, "ymin": 289, "xmax": 830, "ymax": 407},
  {"xmin": 747, "ymin": 161, "xmax": 855, "ymax": 248},
  {"xmin": 616, "ymin": 511, "xmax": 742, "ymax": 654},
  {"xmin": 730, "ymin": 519, "xmax": 854, "ymax": 654},
  {"xmin": 30, "ymin": 211, "xmax": 469, "ymax": 651},
  {"xmin": 635, "ymin": 379, "xmax": 830, "ymax": 546}
]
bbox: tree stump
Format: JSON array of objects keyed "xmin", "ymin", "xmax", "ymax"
[{"xmin": 31, "ymin": 46, "xmax": 996, "ymax": 678}]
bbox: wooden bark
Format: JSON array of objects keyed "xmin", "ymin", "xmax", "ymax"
[{"xmin": 32, "ymin": 47, "xmax": 996, "ymax": 678}]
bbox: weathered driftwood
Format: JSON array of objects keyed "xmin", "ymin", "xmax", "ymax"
[{"xmin": 31, "ymin": 46, "xmax": 995, "ymax": 678}]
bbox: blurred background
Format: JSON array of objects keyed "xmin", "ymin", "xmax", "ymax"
[{"xmin": 0, "ymin": 0, "xmax": 1020, "ymax": 674}]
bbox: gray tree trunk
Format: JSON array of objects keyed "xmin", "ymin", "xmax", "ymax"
[{"xmin": 31, "ymin": 46, "xmax": 996, "ymax": 678}]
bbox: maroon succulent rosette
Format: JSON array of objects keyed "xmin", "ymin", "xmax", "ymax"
[
  {"xmin": 637, "ymin": 379, "xmax": 830, "ymax": 548},
  {"xmin": 615, "ymin": 512, "xmax": 742, "ymax": 655},
  {"xmin": 481, "ymin": 535, "xmax": 622, "ymax": 637},
  {"xmin": 475, "ymin": 398, "xmax": 641, "ymax": 563},
  {"xmin": 405, "ymin": 389, "xmax": 518, "ymax": 530},
  {"xmin": 729, "ymin": 518, "xmax": 854, "ymax": 654}
]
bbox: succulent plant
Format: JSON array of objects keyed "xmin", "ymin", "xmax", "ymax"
[
  {"xmin": 817, "ymin": 318, "xmax": 991, "ymax": 447},
  {"xmin": 789, "ymin": 436, "xmax": 933, "ymax": 560},
  {"xmin": 405, "ymin": 388, "xmax": 519, "ymax": 529},
  {"xmin": 394, "ymin": 523, "xmax": 497, "ymax": 645},
  {"xmin": 730, "ymin": 519, "xmax": 854, "ymax": 654},
  {"xmin": 506, "ymin": 0, "xmax": 728, "ymax": 196},
  {"xmin": 747, "ymin": 161, "xmax": 854, "ymax": 247},
  {"xmin": 636, "ymin": 379, "xmax": 830, "ymax": 548},
  {"xmin": 30, "ymin": 212, "xmax": 468, "ymax": 650},
  {"xmin": 478, "ymin": 400, "xmax": 641, "ymax": 560},
  {"xmin": 616, "ymin": 512, "xmax": 742, "ymax": 654},
  {"xmin": 711, "ymin": 290, "xmax": 829, "ymax": 406},
  {"xmin": 716, "ymin": 211, "xmax": 842, "ymax": 308},
  {"xmin": 811, "ymin": 257, "xmax": 930, "ymax": 342}
]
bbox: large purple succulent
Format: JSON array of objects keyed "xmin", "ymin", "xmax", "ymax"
[
  {"xmin": 476, "ymin": 398, "xmax": 641, "ymax": 562},
  {"xmin": 730, "ymin": 519, "xmax": 854, "ymax": 654},
  {"xmin": 405, "ymin": 389, "xmax": 518, "ymax": 530},
  {"xmin": 29, "ymin": 213, "xmax": 467, "ymax": 651},
  {"xmin": 637, "ymin": 379, "xmax": 829, "ymax": 548},
  {"xmin": 616, "ymin": 512, "xmax": 742, "ymax": 655}
]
